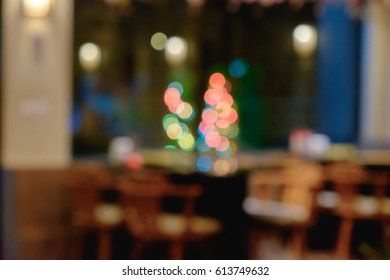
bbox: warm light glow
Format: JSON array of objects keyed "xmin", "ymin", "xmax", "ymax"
[
  {"xmin": 216, "ymin": 102, "xmax": 232, "ymax": 118},
  {"xmin": 125, "ymin": 152, "xmax": 144, "ymax": 170},
  {"xmin": 216, "ymin": 136, "xmax": 230, "ymax": 152},
  {"xmin": 165, "ymin": 36, "xmax": 188, "ymax": 65},
  {"xmin": 176, "ymin": 102, "xmax": 194, "ymax": 120},
  {"xmin": 225, "ymin": 108, "xmax": 238, "ymax": 124},
  {"xmin": 205, "ymin": 131, "xmax": 221, "ymax": 148},
  {"xmin": 150, "ymin": 32, "xmax": 168, "ymax": 51},
  {"xmin": 213, "ymin": 159, "xmax": 230, "ymax": 176},
  {"xmin": 186, "ymin": 0, "xmax": 205, "ymax": 7},
  {"xmin": 23, "ymin": 0, "xmax": 51, "ymax": 18},
  {"xmin": 294, "ymin": 25, "xmax": 312, "ymax": 43},
  {"xmin": 197, "ymin": 72, "xmax": 239, "ymax": 169},
  {"xmin": 215, "ymin": 119, "xmax": 230, "ymax": 129},
  {"xmin": 79, "ymin": 43, "xmax": 102, "ymax": 72},
  {"xmin": 204, "ymin": 89, "xmax": 222, "ymax": 106},
  {"xmin": 202, "ymin": 108, "xmax": 218, "ymax": 124},
  {"xmin": 166, "ymin": 123, "xmax": 183, "ymax": 140},
  {"xmin": 293, "ymin": 24, "xmax": 317, "ymax": 58},
  {"xmin": 164, "ymin": 88, "xmax": 182, "ymax": 108},
  {"xmin": 199, "ymin": 121, "xmax": 215, "ymax": 136},
  {"xmin": 209, "ymin": 73, "xmax": 226, "ymax": 88}
]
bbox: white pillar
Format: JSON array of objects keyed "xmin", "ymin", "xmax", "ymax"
[
  {"xmin": 360, "ymin": 1, "xmax": 390, "ymax": 147},
  {"xmin": 1, "ymin": 0, "xmax": 73, "ymax": 168}
]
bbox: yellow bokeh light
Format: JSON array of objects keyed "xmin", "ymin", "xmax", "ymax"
[
  {"xmin": 150, "ymin": 32, "xmax": 168, "ymax": 51},
  {"xmin": 176, "ymin": 102, "xmax": 193, "ymax": 120},
  {"xmin": 166, "ymin": 123, "xmax": 183, "ymax": 140},
  {"xmin": 178, "ymin": 133, "xmax": 195, "ymax": 151},
  {"xmin": 163, "ymin": 114, "xmax": 179, "ymax": 131},
  {"xmin": 213, "ymin": 158, "xmax": 230, "ymax": 176}
]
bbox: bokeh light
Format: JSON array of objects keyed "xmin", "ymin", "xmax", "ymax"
[
  {"xmin": 229, "ymin": 59, "xmax": 248, "ymax": 78},
  {"xmin": 162, "ymin": 114, "xmax": 179, "ymax": 131},
  {"xmin": 196, "ymin": 138, "xmax": 210, "ymax": 152},
  {"xmin": 165, "ymin": 36, "xmax": 188, "ymax": 65},
  {"xmin": 199, "ymin": 121, "xmax": 215, "ymax": 136},
  {"xmin": 202, "ymin": 108, "xmax": 218, "ymax": 124},
  {"xmin": 166, "ymin": 123, "xmax": 183, "ymax": 140},
  {"xmin": 204, "ymin": 89, "xmax": 222, "ymax": 106},
  {"xmin": 205, "ymin": 131, "xmax": 222, "ymax": 148},
  {"xmin": 178, "ymin": 133, "xmax": 196, "ymax": 151},
  {"xmin": 164, "ymin": 88, "xmax": 182, "ymax": 108},
  {"xmin": 79, "ymin": 42, "xmax": 101, "ymax": 72},
  {"xmin": 209, "ymin": 72, "xmax": 226, "ymax": 88},
  {"xmin": 216, "ymin": 136, "xmax": 230, "ymax": 152},
  {"xmin": 197, "ymin": 72, "xmax": 239, "ymax": 176},
  {"xmin": 150, "ymin": 32, "xmax": 168, "ymax": 51},
  {"xmin": 216, "ymin": 102, "xmax": 232, "ymax": 118},
  {"xmin": 164, "ymin": 145, "xmax": 177, "ymax": 150},
  {"xmin": 216, "ymin": 146, "xmax": 232, "ymax": 158},
  {"xmin": 168, "ymin": 82, "xmax": 184, "ymax": 95},
  {"xmin": 176, "ymin": 102, "xmax": 194, "ymax": 120},
  {"xmin": 162, "ymin": 81, "xmax": 196, "ymax": 153},
  {"xmin": 293, "ymin": 24, "xmax": 317, "ymax": 58},
  {"xmin": 197, "ymin": 155, "xmax": 213, "ymax": 172},
  {"xmin": 213, "ymin": 159, "xmax": 230, "ymax": 176}
]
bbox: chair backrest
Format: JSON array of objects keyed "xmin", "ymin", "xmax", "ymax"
[
  {"xmin": 248, "ymin": 161, "xmax": 323, "ymax": 206},
  {"xmin": 117, "ymin": 173, "xmax": 202, "ymax": 238},
  {"xmin": 67, "ymin": 164, "xmax": 114, "ymax": 222},
  {"xmin": 325, "ymin": 162, "xmax": 390, "ymax": 217},
  {"xmin": 247, "ymin": 161, "xmax": 323, "ymax": 223}
]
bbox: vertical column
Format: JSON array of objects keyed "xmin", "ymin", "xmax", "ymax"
[
  {"xmin": 316, "ymin": 2, "xmax": 360, "ymax": 143},
  {"xmin": 359, "ymin": 1, "xmax": 390, "ymax": 147},
  {"xmin": 1, "ymin": 0, "xmax": 73, "ymax": 168}
]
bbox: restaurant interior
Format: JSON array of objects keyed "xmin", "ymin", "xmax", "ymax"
[{"xmin": 2, "ymin": 0, "xmax": 390, "ymax": 260}]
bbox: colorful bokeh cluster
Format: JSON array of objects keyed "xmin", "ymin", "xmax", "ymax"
[
  {"xmin": 162, "ymin": 82, "xmax": 196, "ymax": 151},
  {"xmin": 196, "ymin": 73, "xmax": 239, "ymax": 176}
]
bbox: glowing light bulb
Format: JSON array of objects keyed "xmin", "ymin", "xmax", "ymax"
[
  {"xmin": 79, "ymin": 43, "xmax": 102, "ymax": 72},
  {"xmin": 165, "ymin": 36, "xmax": 188, "ymax": 65},
  {"xmin": 293, "ymin": 24, "xmax": 317, "ymax": 58}
]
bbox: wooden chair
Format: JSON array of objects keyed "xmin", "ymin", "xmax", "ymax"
[
  {"xmin": 67, "ymin": 164, "xmax": 123, "ymax": 259},
  {"xmin": 117, "ymin": 174, "xmax": 222, "ymax": 259},
  {"xmin": 243, "ymin": 160, "xmax": 323, "ymax": 259},
  {"xmin": 321, "ymin": 162, "xmax": 390, "ymax": 259}
]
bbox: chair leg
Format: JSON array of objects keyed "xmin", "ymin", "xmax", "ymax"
[
  {"xmin": 169, "ymin": 242, "xmax": 184, "ymax": 260},
  {"xmin": 382, "ymin": 221, "xmax": 390, "ymax": 247},
  {"xmin": 97, "ymin": 229, "xmax": 111, "ymax": 260},
  {"xmin": 291, "ymin": 228, "xmax": 306, "ymax": 260},
  {"xmin": 336, "ymin": 218, "xmax": 354, "ymax": 259},
  {"xmin": 248, "ymin": 227, "xmax": 261, "ymax": 259},
  {"xmin": 131, "ymin": 240, "xmax": 146, "ymax": 259},
  {"xmin": 68, "ymin": 228, "xmax": 85, "ymax": 260}
]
